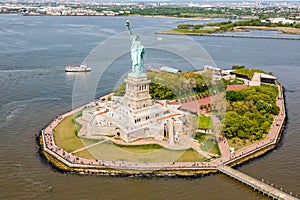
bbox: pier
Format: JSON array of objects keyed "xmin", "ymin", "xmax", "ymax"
[{"xmin": 218, "ymin": 165, "xmax": 298, "ymax": 200}]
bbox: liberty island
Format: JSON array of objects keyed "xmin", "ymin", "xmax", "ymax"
[{"xmin": 39, "ymin": 21, "xmax": 296, "ymax": 200}]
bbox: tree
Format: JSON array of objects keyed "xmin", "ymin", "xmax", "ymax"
[
  {"xmin": 113, "ymin": 82, "xmax": 126, "ymax": 96},
  {"xmin": 223, "ymin": 84, "xmax": 278, "ymax": 141},
  {"xmin": 232, "ymin": 65, "xmax": 245, "ymax": 70},
  {"xmin": 226, "ymin": 90, "xmax": 245, "ymax": 102},
  {"xmin": 149, "ymin": 83, "xmax": 176, "ymax": 100}
]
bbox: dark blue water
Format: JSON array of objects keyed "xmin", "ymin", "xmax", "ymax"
[{"xmin": 0, "ymin": 14, "xmax": 299, "ymax": 200}]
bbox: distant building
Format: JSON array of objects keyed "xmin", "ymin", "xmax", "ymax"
[
  {"xmin": 262, "ymin": 18, "xmax": 296, "ymax": 24},
  {"xmin": 202, "ymin": 66, "xmax": 277, "ymax": 87},
  {"xmin": 257, "ymin": 73, "xmax": 277, "ymax": 85},
  {"xmin": 202, "ymin": 65, "xmax": 234, "ymax": 80},
  {"xmin": 230, "ymin": 71, "xmax": 277, "ymax": 86},
  {"xmin": 203, "ymin": 65, "xmax": 222, "ymax": 75}
]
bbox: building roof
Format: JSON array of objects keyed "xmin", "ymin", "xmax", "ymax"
[
  {"xmin": 160, "ymin": 66, "xmax": 181, "ymax": 74},
  {"xmin": 257, "ymin": 73, "xmax": 277, "ymax": 80}
]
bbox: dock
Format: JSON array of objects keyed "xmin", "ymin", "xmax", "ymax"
[{"xmin": 218, "ymin": 165, "xmax": 298, "ymax": 200}]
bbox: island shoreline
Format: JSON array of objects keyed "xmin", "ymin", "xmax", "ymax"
[
  {"xmin": 37, "ymin": 86, "xmax": 287, "ymax": 177},
  {"xmin": 156, "ymin": 31, "xmax": 300, "ymax": 40}
]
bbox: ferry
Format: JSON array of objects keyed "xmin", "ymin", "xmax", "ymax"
[{"xmin": 65, "ymin": 64, "xmax": 91, "ymax": 72}]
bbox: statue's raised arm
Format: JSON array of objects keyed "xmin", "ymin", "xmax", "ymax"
[
  {"xmin": 126, "ymin": 20, "xmax": 146, "ymax": 78},
  {"xmin": 126, "ymin": 20, "xmax": 133, "ymax": 37}
]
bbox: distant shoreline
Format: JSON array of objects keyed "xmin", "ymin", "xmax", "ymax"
[
  {"xmin": 156, "ymin": 31, "xmax": 300, "ymax": 40},
  {"xmin": 0, "ymin": 13, "xmax": 213, "ymax": 21},
  {"xmin": 129, "ymin": 14, "xmax": 212, "ymax": 20},
  {"xmin": 234, "ymin": 26, "xmax": 300, "ymax": 35},
  {"xmin": 157, "ymin": 25, "xmax": 300, "ymax": 40}
]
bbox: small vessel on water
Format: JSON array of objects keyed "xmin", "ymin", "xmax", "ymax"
[{"xmin": 65, "ymin": 64, "xmax": 91, "ymax": 72}]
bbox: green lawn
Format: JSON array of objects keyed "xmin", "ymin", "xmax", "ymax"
[
  {"xmin": 54, "ymin": 112, "xmax": 207, "ymax": 162},
  {"xmin": 230, "ymin": 78, "xmax": 244, "ymax": 85},
  {"xmin": 165, "ymin": 28, "xmax": 217, "ymax": 34},
  {"xmin": 194, "ymin": 133, "xmax": 220, "ymax": 155},
  {"xmin": 233, "ymin": 68, "xmax": 267, "ymax": 79},
  {"xmin": 53, "ymin": 111, "xmax": 99, "ymax": 153},
  {"xmin": 112, "ymin": 143, "xmax": 163, "ymax": 153},
  {"xmin": 197, "ymin": 114, "xmax": 212, "ymax": 129},
  {"xmin": 74, "ymin": 142, "xmax": 207, "ymax": 162},
  {"xmin": 176, "ymin": 149, "xmax": 207, "ymax": 162}
]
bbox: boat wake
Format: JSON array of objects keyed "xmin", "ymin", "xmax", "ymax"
[
  {"xmin": 0, "ymin": 97, "xmax": 61, "ymax": 128},
  {"xmin": 0, "ymin": 69, "xmax": 50, "ymax": 73}
]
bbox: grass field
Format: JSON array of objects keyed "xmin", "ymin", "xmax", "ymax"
[
  {"xmin": 229, "ymin": 78, "xmax": 244, "ymax": 85},
  {"xmin": 164, "ymin": 28, "xmax": 216, "ymax": 34},
  {"xmin": 53, "ymin": 111, "xmax": 99, "ymax": 153},
  {"xmin": 197, "ymin": 114, "xmax": 212, "ymax": 129},
  {"xmin": 194, "ymin": 133, "xmax": 220, "ymax": 155},
  {"xmin": 233, "ymin": 68, "xmax": 266, "ymax": 79},
  {"xmin": 112, "ymin": 143, "xmax": 163, "ymax": 153},
  {"xmin": 54, "ymin": 112, "xmax": 207, "ymax": 162},
  {"xmin": 175, "ymin": 149, "xmax": 207, "ymax": 162},
  {"xmin": 74, "ymin": 142, "xmax": 207, "ymax": 162}
]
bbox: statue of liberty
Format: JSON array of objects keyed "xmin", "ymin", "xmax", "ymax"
[{"xmin": 126, "ymin": 20, "xmax": 146, "ymax": 78}]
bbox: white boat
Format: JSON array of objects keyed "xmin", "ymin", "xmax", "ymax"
[{"xmin": 65, "ymin": 64, "xmax": 91, "ymax": 72}]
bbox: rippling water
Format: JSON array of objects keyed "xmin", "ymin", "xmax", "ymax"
[{"xmin": 0, "ymin": 14, "xmax": 299, "ymax": 200}]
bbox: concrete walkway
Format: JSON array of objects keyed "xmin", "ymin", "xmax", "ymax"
[{"xmin": 71, "ymin": 140, "xmax": 107, "ymax": 154}]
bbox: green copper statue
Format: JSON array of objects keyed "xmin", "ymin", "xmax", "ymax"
[{"xmin": 126, "ymin": 20, "xmax": 146, "ymax": 78}]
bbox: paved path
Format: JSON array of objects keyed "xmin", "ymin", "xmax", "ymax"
[
  {"xmin": 76, "ymin": 117, "xmax": 88, "ymax": 137},
  {"xmin": 71, "ymin": 140, "xmax": 107, "ymax": 154},
  {"xmin": 180, "ymin": 95, "xmax": 213, "ymax": 114}
]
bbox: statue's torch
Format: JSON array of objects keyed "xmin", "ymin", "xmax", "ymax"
[{"xmin": 126, "ymin": 20, "xmax": 130, "ymax": 29}]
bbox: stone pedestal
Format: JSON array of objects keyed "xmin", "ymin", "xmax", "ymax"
[{"xmin": 123, "ymin": 75, "xmax": 152, "ymax": 113}]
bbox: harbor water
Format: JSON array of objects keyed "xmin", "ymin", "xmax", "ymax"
[{"xmin": 0, "ymin": 15, "xmax": 299, "ymax": 200}]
